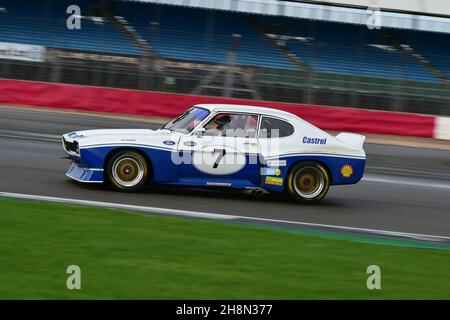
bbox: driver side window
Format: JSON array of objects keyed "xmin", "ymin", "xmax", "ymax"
[{"xmin": 203, "ymin": 113, "xmax": 258, "ymax": 138}]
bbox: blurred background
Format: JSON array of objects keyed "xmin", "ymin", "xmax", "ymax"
[
  {"xmin": 1, "ymin": 1, "xmax": 450, "ymax": 300},
  {"xmin": 0, "ymin": 0, "xmax": 449, "ymax": 115}
]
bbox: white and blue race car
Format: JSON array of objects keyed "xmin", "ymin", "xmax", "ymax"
[{"xmin": 62, "ymin": 104, "xmax": 366, "ymax": 203}]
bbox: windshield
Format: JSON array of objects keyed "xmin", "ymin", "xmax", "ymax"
[{"xmin": 161, "ymin": 107, "xmax": 210, "ymax": 133}]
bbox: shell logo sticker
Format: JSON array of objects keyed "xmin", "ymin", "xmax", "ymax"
[{"xmin": 340, "ymin": 164, "xmax": 353, "ymax": 178}]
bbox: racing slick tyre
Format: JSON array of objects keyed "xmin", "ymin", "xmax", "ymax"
[
  {"xmin": 286, "ymin": 161, "xmax": 330, "ymax": 204},
  {"xmin": 106, "ymin": 150, "xmax": 148, "ymax": 191}
]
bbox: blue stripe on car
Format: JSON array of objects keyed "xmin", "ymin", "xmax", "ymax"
[{"xmin": 69, "ymin": 145, "xmax": 365, "ymax": 189}]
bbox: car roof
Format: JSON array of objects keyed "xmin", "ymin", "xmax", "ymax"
[{"xmin": 194, "ymin": 104, "xmax": 300, "ymax": 121}]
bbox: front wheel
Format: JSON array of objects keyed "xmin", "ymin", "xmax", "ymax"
[
  {"xmin": 286, "ymin": 161, "xmax": 330, "ymax": 204},
  {"xmin": 106, "ymin": 150, "xmax": 148, "ymax": 191}
]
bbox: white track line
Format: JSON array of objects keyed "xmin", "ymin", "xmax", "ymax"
[
  {"xmin": 363, "ymin": 175, "xmax": 450, "ymax": 190},
  {"xmin": 1, "ymin": 191, "xmax": 449, "ymax": 242},
  {"xmin": 0, "ymin": 132, "xmax": 59, "ymax": 142},
  {"xmin": 235, "ymin": 215, "xmax": 450, "ymax": 242},
  {"xmin": 0, "ymin": 192, "xmax": 235, "ymax": 220}
]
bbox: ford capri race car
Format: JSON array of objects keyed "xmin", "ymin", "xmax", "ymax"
[{"xmin": 62, "ymin": 104, "xmax": 366, "ymax": 203}]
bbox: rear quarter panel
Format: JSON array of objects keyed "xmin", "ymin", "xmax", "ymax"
[{"xmin": 259, "ymin": 117, "xmax": 366, "ymax": 192}]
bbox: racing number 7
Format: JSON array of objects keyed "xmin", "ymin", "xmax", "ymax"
[{"xmin": 213, "ymin": 148, "xmax": 226, "ymax": 168}]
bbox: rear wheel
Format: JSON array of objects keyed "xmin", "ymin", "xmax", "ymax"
[
  {"xmin": 286, "ymin": 161, "xmax": 330, "ymax": 204},
  {"xmin": 106, "ymin": 150, "xmax": 148, "ymax": 191}
]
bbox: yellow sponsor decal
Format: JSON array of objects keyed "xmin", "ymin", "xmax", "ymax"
[
  {"xmin": 265, "ymin": 176, "xmax": 283, "ymax": 186},
  {"xmin": 275, "ymin": 168, "xmax": 281, "ymax": 176},
  {"xmin": 340, "ymin": 164, "xmax": 353, "ymax": 178}
]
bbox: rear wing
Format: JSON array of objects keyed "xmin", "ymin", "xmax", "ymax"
[{"xmin": 335, "ymin": 132, "xmax": 366, "ymax": 149}]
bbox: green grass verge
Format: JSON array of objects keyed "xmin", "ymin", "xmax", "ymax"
[{"xmin": 0, "ymin": 198, "xmax": 449, "ymax": 299}]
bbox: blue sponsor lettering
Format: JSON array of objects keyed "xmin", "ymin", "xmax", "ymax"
[
  {"xmin": 303, "ymin": 136, "xmax": 327, "ymax": 145},
  {"xmin": 68, "ymin": 132, "xmax": 86, "ymax": 139}
]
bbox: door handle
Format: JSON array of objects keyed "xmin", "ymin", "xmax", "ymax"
[{"xmin": 244, "ymin": 142, "xmax": 258, "ymax": 146}]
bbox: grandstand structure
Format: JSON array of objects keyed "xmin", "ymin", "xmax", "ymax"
[{"xmin": 0, "ymin": 0, "xmax": 449, "ymax": 115}]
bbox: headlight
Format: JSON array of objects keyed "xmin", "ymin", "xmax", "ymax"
[{"xmin": 63, "ymin": 137, "xmax": 80, "ymax": 155}]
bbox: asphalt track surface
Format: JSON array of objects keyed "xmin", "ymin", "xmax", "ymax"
[{"xmin": 1, "ymin": 106, "xmax": 450, "ymax": 242}]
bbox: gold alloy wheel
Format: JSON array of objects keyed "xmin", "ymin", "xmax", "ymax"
[
  {"xmin": 111, "ymin": 155, "xmax": 145, "ymax": 188},
  {"xmin": 293, "ymin": 166, "xmax": 325, "ymax": 199}
]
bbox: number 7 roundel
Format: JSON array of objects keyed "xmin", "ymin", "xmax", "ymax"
[{"xmin": 192, "ymin": 145, "xmax": 247, "ymax": 175}]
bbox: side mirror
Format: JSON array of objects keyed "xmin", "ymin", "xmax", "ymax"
[{"xmin": 193, "ymin": 128, "xmax": 205, "ymax": 137}]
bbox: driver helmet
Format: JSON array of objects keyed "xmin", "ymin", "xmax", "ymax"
[{"xmin": 215, "ymin": 115, "xmax": 232, "ymax": 126}]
